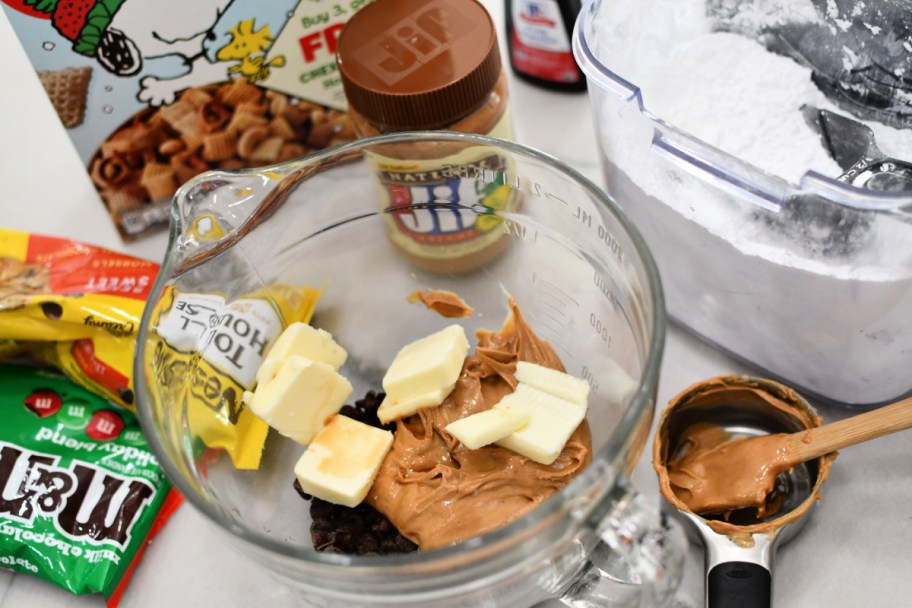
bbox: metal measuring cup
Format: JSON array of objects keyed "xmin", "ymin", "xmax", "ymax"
[{"xmin": 652, "ymin": 376, "xmax": 837, "ymax": 608}]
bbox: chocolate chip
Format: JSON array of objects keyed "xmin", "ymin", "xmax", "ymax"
[
  {"xmin": 355, "ymin": 535, "xmax": 380, "ymax": 554},
  {"xmin": 311, "ymin": 513, "xmax": 333, "ymax": 528},
  {"xmin": 380, "ymin": 536, "xmax": 401, "ymax": 553},
  {"xmin": 293, "ymin": 479, "xmax": 312, "ymax": 500},
  {"xmin": 311, "ymin": 498, "xmax": 334, "ymax": 518},
  {"xmin": 297, "ymin": 391, "xmax": 415, "ymax": 556},
  {"xmin": 117, "ymin": 387, "xmax": 134, "ymax": 405},
  {"xmin": 370, "ymin": 518, "xmax": 392, "ymax": 534},
  {"xmin": 394, "ymin": 534, "xmax": 418, "ymax": 552},
  {"xmin": 332, "ymin": 529, "xmax": 353, "ymax": 547},
  {"xmin": 312, "ymin": 529, "xmax": 333, "ymax": 548},
  {"xmin": 40, "ymin": 302, "xmax": 63, "ymax": 320}
]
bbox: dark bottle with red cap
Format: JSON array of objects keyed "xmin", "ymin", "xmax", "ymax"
[{"xmin": 505, "ymin": 0, "xmax": 586, "ymax": 93}]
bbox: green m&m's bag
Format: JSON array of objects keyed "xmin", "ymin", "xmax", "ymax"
[{"xmin": 0, "ymin": 364, "xmax": 181, "ymax": 606}]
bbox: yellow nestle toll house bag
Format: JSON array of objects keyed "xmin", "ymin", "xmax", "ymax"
[{"xmin": 145, "ymin": 283, "xmax": 321, "ymax": 470}]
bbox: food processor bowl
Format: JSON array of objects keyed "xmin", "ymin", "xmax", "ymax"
[
  {"xmin": 133, "ymin": 132, "xmax": 685, "ymax": 607},
  {"xmin": 573, "ymin": 0, "xmax": 912, "ymax": 408}
]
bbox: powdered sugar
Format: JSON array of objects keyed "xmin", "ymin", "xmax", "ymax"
[
  {"xmin": 593, "ymin": 0, "xmax": 912, "ymax": 275},
  {"xmin": 642, "ymin": 32, "xmax": 841, "ymax": 184},
  {"xmin": 580, "ymin": 0, "xmax": 912, "ymax": 405}
]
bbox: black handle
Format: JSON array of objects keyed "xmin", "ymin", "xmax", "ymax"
[{"xmin": 708, "ymin": 561, "xmax": 772, "ymax": 608}]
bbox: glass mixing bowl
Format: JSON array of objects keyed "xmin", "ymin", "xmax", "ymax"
[
  {"xmin": 134, "ymin": 132, "xmax": 685, "ymax": 607},
  {"xmin": 574, "ymin": 0, "xmax": 912, "ymax": 408}
]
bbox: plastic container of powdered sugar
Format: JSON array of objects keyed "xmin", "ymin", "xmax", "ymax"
[{"xmin": 573, "ymin": 0, "xmax": 912, "ymax": 408}]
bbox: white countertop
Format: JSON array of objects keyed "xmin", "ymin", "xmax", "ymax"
[{"xmin": 1, "ymin": 3, "xmax": 910, "ymax": 607}]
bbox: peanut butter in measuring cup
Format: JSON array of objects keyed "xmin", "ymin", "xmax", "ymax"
[{"xmin": 336, "ymin": 0, "xmax": 518, "ymax": 273}]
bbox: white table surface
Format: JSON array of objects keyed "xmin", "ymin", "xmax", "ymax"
[{"xmin": 1, "ymin": 3, "xmax": 909, "ymax": 607}]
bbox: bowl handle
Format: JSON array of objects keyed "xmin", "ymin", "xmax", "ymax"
[
  {"xmin": 707, "ymin": 562, "xmax": 771, "ymax": 608},
  {"xmin": 559, "ymin": 486, "xmax": 687, "ymax": 608},
  {"xmin": 650, "ymin": 126, "xmax": 788, "ymax": 213},
  {"xmin": 684, "ymin": 513, "xmax": 777, "ymax": 608}
]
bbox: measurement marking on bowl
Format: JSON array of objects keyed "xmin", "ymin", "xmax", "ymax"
[
  {"xmin": 572, "ymin": 206, "xmax": 598, "ymax": 230},
  {"xmin": 546, "ymin": 192, "xmax": 570, "ymax": 206},
  {"xmin": 535, "ymin": 307, "xmax": 568, "ymax": 333},
  {"xmin": 589, "ymin": 312, "xmax": 613, "ymax": 345},
  {"xmin": 533, "ymin": 272, "xmax": 581, "ymax": 307},
  {"xmin": 539, "ymin": 298, "xmax": 568, "ymax": 320},
  {"xmin": 538, "ymin": 187, "xmax": 625, "ymax": 264},
  {"xmin": 541, "ymin": 232, "xmax": 586, "ymax": 262},
  {"xmin": 502, "ymin": 218, "xmax": 535, "ymax": 241},
  {"xmin": 580, "ymin": 366, "xmax": 599, "ymax": 392},
  {"xmin": 593, "ymin": 272, "xmax": 620, "ymax": 309},
  {"xmin": 534, "ymin": 321, "xmax": 572, "ymax": 359}
]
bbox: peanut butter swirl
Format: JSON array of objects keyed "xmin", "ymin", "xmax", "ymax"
[
  {"xmin": 665, "ymin": 423, "xmax": 791, "ymax": 518},
  {"xmin": 653, "ymin": 376, "xmax": 836, "ymax": 540},
  {"xmin": 367, "ymin": 300, "xmax": 592, "ymax": 549}
]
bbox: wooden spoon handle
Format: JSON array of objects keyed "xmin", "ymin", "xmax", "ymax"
[{"xmin": 786, "ymin": 395, "xmax": 912, "ymax": 463}]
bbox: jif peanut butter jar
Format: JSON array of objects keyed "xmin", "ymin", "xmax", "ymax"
[{"xmin": 336, "ymin": 0, "xmax": 518, "ymax": 274}]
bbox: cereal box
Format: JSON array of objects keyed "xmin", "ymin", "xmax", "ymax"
[{"xmin": 1, "ymin": 0, "xmax": 371, "ymax": 241}]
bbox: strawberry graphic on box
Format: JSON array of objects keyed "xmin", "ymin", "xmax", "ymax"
[
  {"xmin": 5, "ymin": 0, "xmax": 241, "ymax": 93},
  {"xmin": 13, "ymin": 0, "xmax": 141, "ymax": 75}
]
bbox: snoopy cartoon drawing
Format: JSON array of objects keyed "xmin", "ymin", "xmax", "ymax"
[
  {"xmin": 107, "ymin": 0, "xmax": 236, "ymax": 105},
  {"xmin": 6, "ymin": 0, "xmax": 287, "ymax": 106}
]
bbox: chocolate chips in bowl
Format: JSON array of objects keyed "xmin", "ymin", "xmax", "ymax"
[{"xmin": 292, "ymin": 391, "xmax": 418, "ymax": 556}]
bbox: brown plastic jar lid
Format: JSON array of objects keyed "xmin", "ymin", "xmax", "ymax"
[{"xmin": 336, "ymin": 0, "xmax": 502, "ymax": 131}]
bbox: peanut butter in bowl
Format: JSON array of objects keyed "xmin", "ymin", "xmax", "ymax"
[{"xmin": 243, "ymin": 295, "xmax": 594, "ymax": 553}]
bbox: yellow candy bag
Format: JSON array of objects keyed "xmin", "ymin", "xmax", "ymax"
[
  {"xmin": 0, "ymin": 228, "xmax": 158, "ymax": 409},
  {"xmin": 144, "ymin": 284, "xmax": 321, "ymax": 470}
]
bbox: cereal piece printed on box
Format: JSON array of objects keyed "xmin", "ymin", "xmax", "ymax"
[{"xmin": 37, "ymin": 65, "xmax": 92, "ymax": 128}]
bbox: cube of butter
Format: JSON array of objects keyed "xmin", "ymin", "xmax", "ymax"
[
  {"xmin": 378, "ymin": 324, "xmax": 469, "ymax": 423},
  {"xmin": 257, "ymin": 322, "xmax": 347, "ymax": 386},
  {"xmin": 445, "ymin": 404, "xmax": 531, "ymax": 450},
  {"xmin": 495, "ymin": 384, "xmax": 587, "ymax": 465},
  {"xmin": 294, "ymin": 415, "xmax": 393, "ymax": 508},
  {"xmin": 515, "ymin": 361, "xmax": 590, "ymax": 405},
  {"xmin": 248, "ymin": 355, "xmax": 352, "ymax": 445},
  {"xmin": 377, "ymin": 388, "xmax": 451, "ymax": 425}
]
